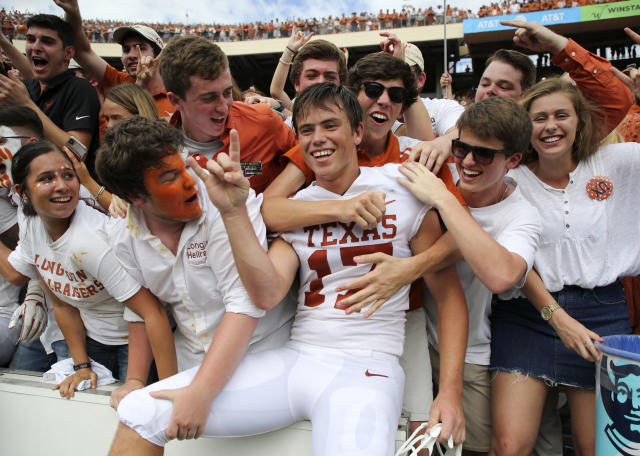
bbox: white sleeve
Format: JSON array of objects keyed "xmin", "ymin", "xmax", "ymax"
[
  {"xmin": 71, "ymin": 210, "xmax": 141, "ymax": 302},
  {"xmin": 208, "ymin": 190, "xmax": 267, "ymax": 318},
  {"xmin": 94, "ymin": 248, "xmax": 142, "ymax": 302},
  {"xmin": 7, "ymin": 217, "xmax": 38, "ymax": 279},
  {"xmin": 429, "ymin": 98, "xmax": 464, "ymax": 137},
  {"xmin": 495, "ymin": 205, "xmax": 542, "ymax": 289},
  {"xmin": 123, "ymin": 306, "xmax": 143, "ymax": 323},
  {"xmin": 8, "ymin": 245, "xmax": 38, "ymax": 280}
]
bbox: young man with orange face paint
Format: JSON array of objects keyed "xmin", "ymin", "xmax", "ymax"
[
  {"xmin": 139, "ymin": 154, "xmax": 202, "ymax": 224},
  {"xmin": 95, "ymin": 115, "xmax": 294, "ymax": 416}
]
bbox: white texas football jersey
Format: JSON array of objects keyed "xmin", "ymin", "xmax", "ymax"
[{"xmin": 281, "ymin": 164, "xmax": 430, "ymax": 357}]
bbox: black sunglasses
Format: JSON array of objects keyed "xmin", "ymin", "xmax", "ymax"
[
  {"xmin": 451, "ymin": 138, "xmax": 509, "ymax": 165},
  {"xmin": 0, "ymin": 135, "xmax": 30, "ymax": 143},
  {"xmin": 361, "ymin": 81, "xmax": 407, "ymax": 104}
]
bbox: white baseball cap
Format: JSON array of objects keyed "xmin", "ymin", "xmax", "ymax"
[
  {"xmin": 113, "ymin": 25, "xmax": 164, "ymax": 53},
  {"xmin": 404, "ymin": 42, "xmax": 424, "ymax": 72}
]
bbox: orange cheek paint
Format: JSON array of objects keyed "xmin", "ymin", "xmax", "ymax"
[{"xmin": 144, "ymin": 155, "xmax": 203, "ymax": 221}]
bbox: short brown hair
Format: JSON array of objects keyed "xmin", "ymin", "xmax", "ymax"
[
  {"xmin": 159, "ymin": 35, "xmax": 228, "ymax": 99},
  {"xmin": 485, "ymin": 49, "xmax": 536, "ymax": 93},
  {"xmin": 457, "ymin": 96, "xmax": 531, "ymax": 156},
  {"xmin": 520, "ymin": 77, "xmax": 601, "ymax": 164},
  {"xmin": 290, "ymin": 40, "xmax": 347, "ymax": 87},
  {"xmin": 96, "ymin": 116, "xmax": 183, "ymax": 202},
  {"xmin": 293, "ymin": 82, "xmax": 362, "ymax": 134}
]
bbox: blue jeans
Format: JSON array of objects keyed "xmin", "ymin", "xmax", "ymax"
[
  {"xmin": 86, "ymin": 337, "xmax": 128, "ymax": 382},
  {"xmin": 0, "ymin": 316, "xmax": 18, "ymax": 367},
  {"xmin": 9, "ymin": 338, "xmax": 70, "ymax": 372}
]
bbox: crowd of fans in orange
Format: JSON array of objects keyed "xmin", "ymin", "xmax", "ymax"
[{"xmin": 1, "ymin": 0, "xmax": 627, "ymax": 44}]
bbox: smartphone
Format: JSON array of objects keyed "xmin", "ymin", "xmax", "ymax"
[{"xmin": 66, "ymin": 136, "xmax": 88, "ymax": 162}]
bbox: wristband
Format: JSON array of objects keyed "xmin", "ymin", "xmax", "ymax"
[
  {"xmin": 94, "ymin": 186, "xmax": 106, "ymax": 198},
  {"xmin": 279, "ymin": 57, "xmax": 293, "ymax": 65},
  {"xmin": 274, "ymin": 100, "xmax": 286, "ymax": 113},
  {"xmin": 285, "ymin": 46, "xmax": 297, "ymax": 55},
  {"xmin": 73, "ymin": 362, "xmax": 91, "ymax": 371}
]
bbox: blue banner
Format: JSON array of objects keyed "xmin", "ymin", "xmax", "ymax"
[{"xmin": 463, "ymin": 7, "xmax": 582, "ymax": 34}]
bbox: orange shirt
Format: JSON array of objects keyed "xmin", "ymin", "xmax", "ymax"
[
  {"xmin": 102, "ymin": 64, "xmax": 175, "ymax": 119},
  {"xmin": 170, "ymin": 102, "xmax": 297, "ymax": 194}
]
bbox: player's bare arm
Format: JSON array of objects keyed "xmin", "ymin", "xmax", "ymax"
[{"xmin": 411, "ymin": 210, "xmax": 467, "ymax": 446}]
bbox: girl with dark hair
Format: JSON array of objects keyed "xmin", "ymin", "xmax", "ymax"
[{"xmin": 0, "ymin": 141, "xmax": 176, "ymax": 401}]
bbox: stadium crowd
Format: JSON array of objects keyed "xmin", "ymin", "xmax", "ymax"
[
  {"xmin": 0, "ymin": 0, "xmax": 630, "ymax": 43},
  {"xmin": 0, "ymin": 0, "xmax": 639, "ymax": 455}
]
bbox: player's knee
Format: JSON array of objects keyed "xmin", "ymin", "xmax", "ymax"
[{"xmin": 117, "ymin": 387, "xmax": 168, "ymax": 444}]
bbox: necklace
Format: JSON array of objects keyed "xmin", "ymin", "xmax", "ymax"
[{"xmin": 495, "ymin": 182, "xmax": 510, "ymax": 205}]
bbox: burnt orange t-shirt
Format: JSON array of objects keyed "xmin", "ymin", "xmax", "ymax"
[{"xmin": 170, "ymin": 102, "xmax": 297, "ymax": 194}]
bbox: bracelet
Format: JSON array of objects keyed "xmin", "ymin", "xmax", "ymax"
[
  {"xmin": 285, "ymin": 46, "xmax": 297, "ymax": 55},
  {"xmin": 73, "ymin": 362, "xmax": 91, "ymax": 371},
  {"xmin": 125, "ymin": 377, "xmax": 146, "ymax": 385},
  {"xmin": 94, "ymin": 186, "xmax": 106, "ymax": 198},
  {"xmin": 279, "ymin": 57, "xmax": 293, "ymax": 65},
  {"xmin": 274, "ymin": 100, "xmax": 286, "ymax": 113}
]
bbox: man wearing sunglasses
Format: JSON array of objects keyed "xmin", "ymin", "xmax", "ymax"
[
  {"xmin": 393, "ymin": 42, "xmax": 465, "ymax": 176},
  {"xmin": 397, "ymin": 96, "xmax": 542, "ymax": 456}
]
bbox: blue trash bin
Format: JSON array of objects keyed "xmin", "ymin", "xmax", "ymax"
[{"xmin": 596, "ymin": 335, "xmax": 640, "ymax": 455}]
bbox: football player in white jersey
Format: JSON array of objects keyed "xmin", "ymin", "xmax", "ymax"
[{"xmin": 108, "ymin": 83, "xmax": 467, "ymax": 455}]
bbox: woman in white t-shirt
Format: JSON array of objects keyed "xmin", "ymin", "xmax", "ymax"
[
  {"xmin": 491, "ymin": 77, "xmax": 640, "ymax": 455},
  {"xmin": 0, "ymin": 141, "xmax": 176, "ymax": 399}
]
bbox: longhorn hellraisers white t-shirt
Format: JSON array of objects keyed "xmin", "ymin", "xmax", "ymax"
[{"xmin": 9, "ymin": 201, "xmax": 140, "ymax": 345}]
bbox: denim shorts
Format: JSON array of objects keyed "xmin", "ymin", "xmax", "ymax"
[{"xmin": 490, "ymin": 281, "xmax": 631, "ymax": 390}]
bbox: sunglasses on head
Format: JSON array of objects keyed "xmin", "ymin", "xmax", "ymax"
[
  {"xmin": 361, "ymin": 81, "xmax": 407, "ymax": 104},
  {"xmin": 451, "ymin": 138, "xmax": 509, "ymax": 165}
]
